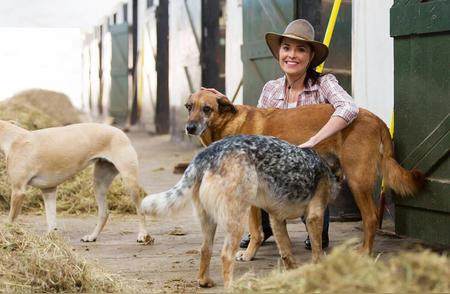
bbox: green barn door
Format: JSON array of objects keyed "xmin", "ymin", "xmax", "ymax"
[
  {"xmin": 242, "ymin": 0, "xmax": 296, "ymax": 105},
  {"xmin": 110, "ymin": 23, "xmax": 130, "ymax": 123},
  {"xmin": 391, "ymin": 0, "xmax": 450, "ymax": 245}
]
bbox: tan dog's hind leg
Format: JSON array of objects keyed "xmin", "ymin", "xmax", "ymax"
[
  {"xmin": 126, "ymin": 182, "xmax": 150, "ymax": 243},
  {"xmin": 270, "ymin": 216, "xmax": 298, "ymax": 269},
  {"xmin": 122, "ymin": 175, "xmax": 150, "ymax": 243},
  {"xmin": 81, "ymin": 160, "xmax": 117, "ymax": 242},
  {"xmin": 236, "ymin": 206, "xmax": 262, "ymax": 261},
  {"xmin": 112, "ymin": 147, "xmax": 150, "ymax": 243},
  {"xmin": 8, "ymin": 186, "xmax": 26, "ymax": 223},
  {"xmin": 196, "ymin": 206, "xmax": 217, "ymax": 288},
  {"xmin": 42, "ymin": 188, "xmax": 57, "ymax": 232}
]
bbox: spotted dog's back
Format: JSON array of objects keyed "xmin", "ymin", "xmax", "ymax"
[{"xmin": 141, "ymin": 135, "xmax": 341, "ymax": 217}]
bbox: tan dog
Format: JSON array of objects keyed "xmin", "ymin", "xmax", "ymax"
[
  {"xmin": 184, "ymin": 90, "xmax": 424, "ymax": 258},
  {"xmin": 0, "ymin": 120, "xmax": 150, "ymax": 242}
]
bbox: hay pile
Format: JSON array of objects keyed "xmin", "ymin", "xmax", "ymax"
[
  {"xmin": 0, "ymin": 100, "xmax": 60, "ymax": 130},
  {"xmin": 8, "ymin": 89, "xmax": 81, "ymax": 125},
  {"xmin": 0, "ymin": 89, "xmax": 144, "ymax": 215},
  {"xmin": 232, "ymin": 242, "xmax": 450, "ymax": 293},
  {"xmin": 0, "ymin": 224, "xmax": 123, "ymax": 292}
]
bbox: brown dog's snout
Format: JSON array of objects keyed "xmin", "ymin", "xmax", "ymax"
[{"xmin": 186, "ymin": 122, "xmax": 197, "ymax": 135}]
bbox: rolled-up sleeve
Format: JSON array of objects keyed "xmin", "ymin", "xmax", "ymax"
[{"xmin": 320, "ymin": 74, "xmax": 358, "ymax": 123}]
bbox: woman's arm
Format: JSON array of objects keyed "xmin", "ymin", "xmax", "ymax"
[
  {"xmin": 299, "ymin": 74, "xmax": 358, "ymax": 148},
  {"xmin": 298, "ymin": 116, "xmax": 348, "ymax": 148}
]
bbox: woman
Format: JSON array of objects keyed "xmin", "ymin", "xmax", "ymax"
[{"xmin": 205, "ymin": 19, "xmax": 358, "ymax": 250}]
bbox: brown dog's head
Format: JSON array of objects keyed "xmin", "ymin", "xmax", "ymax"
[{"xmin": 184, "ymin": 90, "xmax": 237, "ymax": 136}]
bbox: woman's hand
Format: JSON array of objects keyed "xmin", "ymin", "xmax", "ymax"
[
  {"xmin": 200, "ymin": 87, "xmax": 225, "ymax": 96},
  {"xmin": 298, "ymin": 137, "xmax": 318, "ymax": 148},
  {"xmin": 298, "ymin": 116, "xmax": 349, "ymax": 149}
]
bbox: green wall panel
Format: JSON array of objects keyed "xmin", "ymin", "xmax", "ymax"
[
  {"xmin": 391, "ymin": 0, "xmax": 450, "ymax": 245},
  {"xmin": 109, "ymin": 23, "xmax": 130, "ymax": 123}
]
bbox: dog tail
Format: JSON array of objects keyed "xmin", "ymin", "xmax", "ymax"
[
  {"xmin": 141, "ymin": 164, "xmax": 197, "ymax": 217},
  {"xmin": 380, "ymin": 121, "xmax": 425, "ymax": 197},
  {"xmin": 321, "ymin": 153, "xmax": 343, "ymax": 200}
]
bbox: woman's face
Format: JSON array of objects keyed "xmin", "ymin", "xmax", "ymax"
[{"xmin": 278, "ymin": 38, "xmax": 313, "ymax": 77}]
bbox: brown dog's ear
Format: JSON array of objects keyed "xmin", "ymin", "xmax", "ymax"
[{"xmin": 216, "ymin": 96, "xmax": 237, "ymax": 114}]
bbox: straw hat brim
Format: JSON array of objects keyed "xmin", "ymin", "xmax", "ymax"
[{"xmin": 265, "ymin": 32, "xmax": 329, "ymax": 68}]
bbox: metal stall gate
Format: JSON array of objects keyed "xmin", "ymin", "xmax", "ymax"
[
  {"xmin": 109, "ymin": 23, "xmax": 130, "ymax": 123},
  {"xmin": 391, "ymin": 0, "xmax": 450, "ymax": 245}
]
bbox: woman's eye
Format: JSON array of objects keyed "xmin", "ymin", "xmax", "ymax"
[{"xmin": 203, "ymin": 106, "xmax": 212, "ymax": 114}]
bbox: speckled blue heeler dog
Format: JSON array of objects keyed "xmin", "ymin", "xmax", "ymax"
[{"xmin": 141, "ymin": 135, "xmax": 342, "ymax": 288}]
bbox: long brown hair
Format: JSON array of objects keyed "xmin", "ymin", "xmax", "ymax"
[{"xmin": 305, "ymin": 67, "xmax": 321, "ymax": 86}]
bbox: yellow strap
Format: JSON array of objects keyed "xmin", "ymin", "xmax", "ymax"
[{"xmin": 316, "ymin": 0, "xmax": 342, "ymax": 73}]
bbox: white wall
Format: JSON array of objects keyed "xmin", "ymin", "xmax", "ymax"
[
  {"xmin": 169, "ymin": 0, "xmax": 202, "ymax": 138},
  {"xmin": 352, "ymin": 0, "xmax": 394, "ymax": 126},
  {"xmin": 225, "ymin": 0, "xmax": 243, "ymax": 105},
  {"xmin": 0, "ymin": 28, "xmax": 83, "ymax": 108}
]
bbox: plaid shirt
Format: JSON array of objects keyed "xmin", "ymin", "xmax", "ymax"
[{"xmin": 257, "ymin": 74, "xmax": 358, "ymax": 123}]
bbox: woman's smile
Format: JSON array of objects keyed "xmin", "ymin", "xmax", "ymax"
[{"xmin": 278, "ymin": 38, "xmax": 312, "ymax": 77}]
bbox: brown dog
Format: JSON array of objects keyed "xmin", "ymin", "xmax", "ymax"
[{"xmin": 184, "ymin": 89, "xmax": 424, "ymax": 258}]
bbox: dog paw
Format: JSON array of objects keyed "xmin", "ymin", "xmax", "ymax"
[
  {"xmin": 235, "ymin": 250, "xmax": 253, "ymax": 262},
  {"xmin": 137, "ymin": 233, "xmax": 154, "ymax": 245},
  {"xmin": 81, "ymin": 235, "xmax": 97, "ymax": 242},
  {"xmin": 198, "ymin": 278, "xmax": 215, "ymax": 288}
]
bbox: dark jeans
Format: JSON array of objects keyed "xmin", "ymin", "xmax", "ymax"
[{"xmin": 261, "ymin": 206, "xmax": 330, "ymax": 239}]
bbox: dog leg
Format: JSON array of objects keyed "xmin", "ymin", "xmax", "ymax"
[
  {"xmin": 236, "ymin": 205, "xmax": 262, "ymax": 261},
  {"xmin": 347, "ymin": 175, "xmax": 378, "ymax": 254},
  {"xmin": 42, "ymin": 188, "xmax": 58, "ymax": 233},
  {"xmin": 270, "ymin": 216, "xmax": 297, "ymax": 269},
  {"xmin": 114, "ymin": 156, "xmax": 150, "ymax": 243},
  {"xmin": 124, "ymin": 178, "xmax": 151, "ymax": 243},
  {"xmin": 81, "ymin": 160, "xmax": 117, "ymax": 242},
  {"xmin": 8, "ymin": 186, "xmax": 26, "ymax": 223},
  {"xmin": 196, "ymin": 207, "xmax": 217, "ymax": 288},
  {"xmin": 306, "ymin": 179, "xmax": 328, "ymax": 263},
  {"xmin": 222, "ymin": 218, "xmax": 245, "ymax": 288}
]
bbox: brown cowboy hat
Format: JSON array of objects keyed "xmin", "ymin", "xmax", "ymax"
[{"xmin": 265, "ymin": 19, "xmax": 329, "ymax": 68}]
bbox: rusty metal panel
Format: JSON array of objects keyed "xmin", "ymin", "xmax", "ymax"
[{"xmin": 391, "ymin": 0, "xmax": 450, "ymax": 245}]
